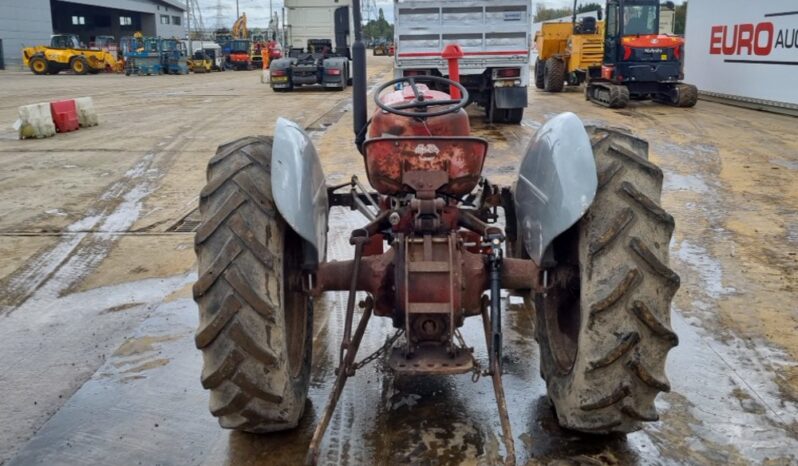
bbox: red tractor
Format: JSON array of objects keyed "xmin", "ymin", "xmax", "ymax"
[{"xmin": 192, "ymin": 1, "xmax": 680, "ymax": 464}]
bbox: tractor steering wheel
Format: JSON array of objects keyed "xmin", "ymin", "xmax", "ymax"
[{"xmin": 374, "ymin": 75, "xmax": 469, "ymax": 118}]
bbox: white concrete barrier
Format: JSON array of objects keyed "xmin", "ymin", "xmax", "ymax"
[
  {"xmin": 75, "ymin": 97, "xmax": 99, "ymax": 128},
  {"xmin": 15, "ymin": 103, "xmax": 56, "ymax": 139}
]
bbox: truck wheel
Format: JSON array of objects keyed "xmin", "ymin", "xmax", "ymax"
[
  {"xmin": 534, "ymin": 58, "xmax": 545, "ymax": 89},
  {"xmin": 535, "ymin": 126, "xmax": 679, "ymax": 434},
  {"xmin": 29, "ymin": 56, "xmax": 49, "ymax": 75},
  {"xmin": 71, "ymin": 56, "xmax": 89, "ymax": 75},
  {"xmin": 194, "ymin": 136, "xmax": 313, "ymax": 432},
  {"xmin": 543, "ymin": 57, "xmax": 565, "ymax": 92},
  {"xmin": 495, "ymin": 107, "xmax": 524, "ymax": 124}
]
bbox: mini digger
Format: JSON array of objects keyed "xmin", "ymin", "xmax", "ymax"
[
  {"xmin": 585, "ymin": 0, "xmax": 697, "ymax": 108},
  {"xmin": 536, "ymin": 0, "xmax": 698, "ymax": 109},
  {"xmin": 192, "ymin": 1, "xmax": 680, "ymax": 463}
]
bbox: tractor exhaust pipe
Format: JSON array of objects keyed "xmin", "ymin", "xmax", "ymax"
[
  {"xmin": 572, "ymin": 0, "xmax": 578, "ymax": 25},
  {"xmin": 351, "ymin": 0, "xmax": 368, "ymax": 138}
]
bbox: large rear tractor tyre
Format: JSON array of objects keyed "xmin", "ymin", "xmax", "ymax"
[
  {"xmin": 534, "ymin": 58, "xmax": 545, "ymax": 90},
  {"xmin": 70, "ymin": 56, "xmax": 89, "ymax": 75},
  {"xmin": 543, "ymin": 57, "xmax": 565, "ymax": 93},
  {"xmin": 193, "ymin": 136, "xmax": 313, "ymax": 433},
  {"xmin": 536, "ymin": 127, "xmax": 680, "ymax": 434},
  {"xmin": 29, "ymin": 56, "xmax": 49, "ymax": 75}
]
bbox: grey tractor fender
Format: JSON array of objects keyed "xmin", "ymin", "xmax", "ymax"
[
  {"xmin": 514, "ymin": 112, "xmax": 597, "ymax": 265},
  {"xmin": 271, "ymin": 118, "xmax": 329, "ymax": 263}
]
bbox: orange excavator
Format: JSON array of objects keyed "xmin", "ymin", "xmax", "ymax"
[{"xmin": 585, "ymin": 0, "xmax": 698, "ymax": 108}]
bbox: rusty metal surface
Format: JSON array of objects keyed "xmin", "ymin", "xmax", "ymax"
[
  {"xmin": 387, "ymin": 345, "xmax": 474, "ymax": 376},
  {"xmin": 363, "ymin": 137, "xmax": 488, "ymax": 196}
]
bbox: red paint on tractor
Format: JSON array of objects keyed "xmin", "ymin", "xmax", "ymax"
[{"xmin": 363, "ymin": 137, "xmax": 487, "ymax": 196}]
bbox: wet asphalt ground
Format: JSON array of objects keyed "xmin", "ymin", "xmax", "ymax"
[{"xmin": 0, "ymin": 57, "xmax": 796, "ymax": 465}]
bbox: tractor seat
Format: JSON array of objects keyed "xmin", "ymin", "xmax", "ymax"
[{"xmin": 575, "ymin": 17, "xmax": 597, "ymax": 34}]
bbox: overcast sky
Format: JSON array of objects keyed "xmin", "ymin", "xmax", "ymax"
[{"xmin": 197, "ymin": 0, "xmax": 685, "ymax": 30}]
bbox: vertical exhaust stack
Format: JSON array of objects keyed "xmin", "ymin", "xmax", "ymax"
[
  {"xmin": 351, "ymin": 0, "xmax": 368, "ymax": 139},
  {"xmin": 572, "ymin": 0, "xmax": 578, "ymax": 26}
]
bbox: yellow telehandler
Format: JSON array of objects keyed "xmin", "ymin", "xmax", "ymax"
[{"xmin": 22, "ymin": 34, "xmax": 121, "ymax": 75}]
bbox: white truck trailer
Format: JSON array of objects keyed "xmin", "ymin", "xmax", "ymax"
[
  {"xmin": 393, "ymin": 0, "xmax": 532, "ymax": 124},
  {"xmin": 269, "ymin": 0, "xmax": 354, "ymax": 91}
]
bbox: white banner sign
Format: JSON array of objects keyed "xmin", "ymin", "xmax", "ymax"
[{"xmin": 684, "ymin": 0, "xmax": 798, "ymax": 106}]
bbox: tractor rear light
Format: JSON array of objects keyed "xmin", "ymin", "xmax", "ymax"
[
  {"xmin": 271, "ymin": 69, "xmax": 286, "ymax": 77},
  {"xmin": 674, "ymin": 46, "xmax": 681, "ymax": 60},
  {"xmin": 325, "ymin": 68, "xmax": 341, "ymax": 76},
  {"xmin": 623, "ymin": 46, "xmax": 632, "ymax": 60},
  {"xmin": 496, "ymin": 67, "xmax": 521, "ymax": 79}
]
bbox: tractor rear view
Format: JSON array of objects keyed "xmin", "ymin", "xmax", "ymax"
[
  {"xmin": 192, "ymin": 1, "xmax": 680, "ymax": 464},
  {"xmin": 586, "ymin": 0, "xmax": 698, "ymax": 108}
]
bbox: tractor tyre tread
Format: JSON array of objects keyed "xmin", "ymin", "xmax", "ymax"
[
  {"xmin": 194, "ymin": 136, "xmax": 312, "ymax": 433},
  {"xmin": 536, "ymin": 126, "xmax": 679, "ymax": 434},
  {"xmin": 543, "ymin": 57, "xmax": 566, "ymax": 93}
]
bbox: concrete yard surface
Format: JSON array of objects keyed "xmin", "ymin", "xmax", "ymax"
[{"xmin": 0, "ymin": 57, "xmax": 796, "ymax": 465}]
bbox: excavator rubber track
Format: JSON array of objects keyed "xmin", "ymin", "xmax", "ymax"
[{"xmin": 586, "ymin": 81, "xmax": 630, "ymax": 109}]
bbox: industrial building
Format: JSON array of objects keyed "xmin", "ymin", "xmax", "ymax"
[{"xmin": 0, "ymin": 0, "xmax": 187, "ymax": 69}]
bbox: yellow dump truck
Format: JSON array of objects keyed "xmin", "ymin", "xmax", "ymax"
[
  {"xmin": 22, "ymin": 34, "xmax": 121, "ymax": 75},
  {"xmin": 534, "ymin": 16, "xmax": 604, "ymax": 92}
]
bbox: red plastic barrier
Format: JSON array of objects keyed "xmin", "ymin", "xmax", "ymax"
[{"xmin": 50, "ymin": 100, "xmax": 79, "ymax": 133}]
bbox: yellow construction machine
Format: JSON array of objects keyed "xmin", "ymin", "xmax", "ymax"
[
  {"xmin": 534, "ymin": 9, "xmax": 604, "ymax": 92},
  {"xmin": 22, "ymin": 34, "xmax": 121, "ymax": 75}
]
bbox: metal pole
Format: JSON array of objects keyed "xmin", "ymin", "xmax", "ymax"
[
  {"xmin": 185, "ymin": 0, "xmax": 192, "ymax": 55},
  {"xmin": 572, "ymin": 0, "xmax": 578, "ymax": 25},
  {"xmin": 236, "ymin": 0, "xmax": 240, "ymax": 20}
]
